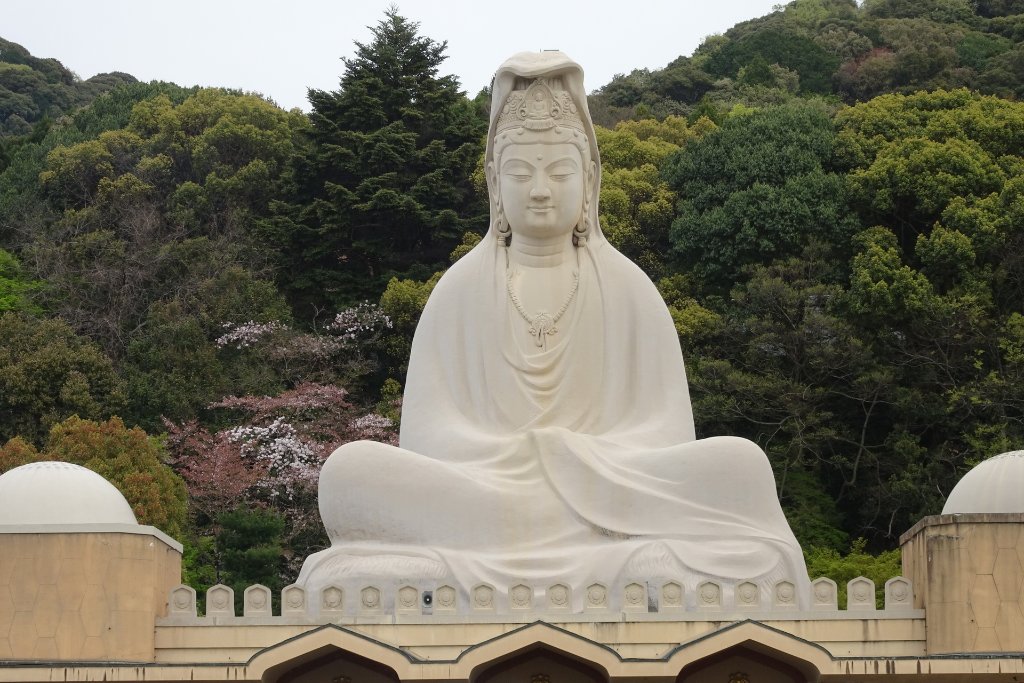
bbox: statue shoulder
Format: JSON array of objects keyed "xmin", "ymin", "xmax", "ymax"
[
  {"xmin": 593, "ymin": 243, "xmax": 666, "ymax": 303},
  {"xmin": 419, "ymin": 239, "xmax": 492, "ymax": 321}
]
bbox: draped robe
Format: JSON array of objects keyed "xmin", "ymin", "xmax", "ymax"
[
  {"xmin": 299, "ymin": 50, "xmax": 809, "ymax": 609},
  {"xmin": 300, "ymin": 237, "xmax": 810, "ymax": 606}
]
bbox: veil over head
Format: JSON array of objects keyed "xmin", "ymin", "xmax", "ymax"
[
  {"xmin": 400, "ymin": 50, "xmax": 698, "ymax": 449},
  {"xmin": 486, "ymin": 51, "xmax": 605, "ymax": 245}
]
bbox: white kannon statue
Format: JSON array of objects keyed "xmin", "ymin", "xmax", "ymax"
[{"xmin": 299, "ymin": 51, "xmax": 809, "ymax": 610}]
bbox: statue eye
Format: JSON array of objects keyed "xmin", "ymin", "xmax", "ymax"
[
  {"xmin": 548, "ymin": 160, "xmax": 578, "ymax": 180},
  {"xmin": 502, "ymin": 162, "xmax": 533, "ymax": 181}
]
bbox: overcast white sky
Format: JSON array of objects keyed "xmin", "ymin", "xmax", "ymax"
[{"xmin": 4, "ymin": 1, "xmax": 784, "ymax": 111}]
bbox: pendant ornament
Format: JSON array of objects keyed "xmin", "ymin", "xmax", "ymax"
[{"xmin": 507, "ymin": 269, "xmax": 579, "ymax": 349}]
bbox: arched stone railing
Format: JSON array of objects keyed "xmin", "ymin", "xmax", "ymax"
[{"xmin": 162, "ymin": 576, "xmax": 915, "ymax": 619}]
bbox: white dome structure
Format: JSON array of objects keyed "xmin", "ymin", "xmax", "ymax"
[
  {"xmin": 942, "ymin": 450, "xmax": 1024, "ymax": 514},
  {"xmin": 0, "ymin": 461, "xmax": 138, "ymax": 525}
]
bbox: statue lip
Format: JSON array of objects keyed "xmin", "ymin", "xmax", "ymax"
[{"xmin": 529, "ymin": 205, "xmax": 554, "ymax": 212}]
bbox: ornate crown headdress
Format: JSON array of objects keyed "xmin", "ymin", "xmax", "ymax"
[
  {"xmin": 494, "ymin": 78, "xmax": 586, "ymax": 135},
  {"xmin": 491, "ymin": 76, "xmax": 592, "ymax": 250}
]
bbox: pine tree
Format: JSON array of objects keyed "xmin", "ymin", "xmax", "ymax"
[{"xmin": 270, "ymin": 9, "xmax": 487, "ymax": 311}]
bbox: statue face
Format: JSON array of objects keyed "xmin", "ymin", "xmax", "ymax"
[{"xmin": 498, "ymin": 140, "xmax": 584, "ymax": 241}]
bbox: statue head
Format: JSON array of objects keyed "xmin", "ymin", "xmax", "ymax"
[{"xmin": 486, "ymin": 52, "xmax": 602, "ymax": 248}]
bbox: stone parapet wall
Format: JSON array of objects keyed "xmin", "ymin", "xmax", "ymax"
[
  {"xmin": 900, "ymin": 513, "xmax": 1024, "ymax": 654},
  {"xmin": 166, "ymin": 574, "xmax": 914, "ymax": 623},
  {"xmin": 152, "ymin": 615, "xmax": 926, "ymax": 664}
]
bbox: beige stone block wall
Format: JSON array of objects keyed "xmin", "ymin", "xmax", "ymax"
[
  {"xmin": 151, "ymin": 616, "xmax": 925, "ymax": 665},
  {"xmin": 901, "ymin": 513, "xmax": 1024, "ymax": 654},
  {"xmin": 0, "ymin": 530, "xmax": 181, "ymax": 661}
]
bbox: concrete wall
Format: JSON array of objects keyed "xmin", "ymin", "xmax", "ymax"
[
  {"xmin": 152, "ymin": 615, "xmax": 926, "ymax": 664},
  {"xmin": 901, "ymin": 513, "xmax": 1024, "ymax": 654},
  {"xmin": 3, "ymin": 512, "xmax": 1024, "ymax": 680},
  {"xmin": 0, "ymin": 528, "xmax": 181, "ymax": 661}
]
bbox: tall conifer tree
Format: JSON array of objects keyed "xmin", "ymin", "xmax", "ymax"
[{"xmin": 270, "ymin": 9, "xmax": 487, "ymax": 311}]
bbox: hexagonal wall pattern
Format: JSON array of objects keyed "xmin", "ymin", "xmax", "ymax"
[
  {"xmin": 0, "ymin": 586, "xmax": 14, "ymax": 635},
  {"xmin": 56, "ymin": 559, "xmax": 87, "ymax": 610},
  {"xmin": 994, "ymin": 523, "xmax": 1021, "ymax": 549},
  {"xmin": 966, "ymin": 528, "xmax": 999, "ymax": 574},
  {"xmin": 8, "ymin": 611, "xmax": 36, "ymax": 654},
  {"xmin": 0, "ymin": 532, "xmax": 181, "ymax": 661},
  {"xmin": 0, "ymin": 556, "xmax": 15, "ymax": 585},
  {"xmin": 974, "ymin": 627, "xmax": 1001, "ymax": 651},
  {"xmin": 969, "ymin": 575, "xmax": 1000, "ymax": 628},
  {"xmin": 32, "ymin": 588, "xmax": 61, "ymax": 637},
  {"xmin": 909, "ymin": 517, "xmax": 1024, "ymax": 654},
  {"xmin": 31, "ymin": 637, "xmax": 58, "ymax": 659},
  {"xmin": 54, "ymin": 611, "xmax": 85, "ymax": 659},
  {"xmin": 992, "ymin": 548, "xmax": 1023, "ymax": 602},
  {"xmin": 995, "ymin": 602, "xmax": 1024, "ymax": 650},
  {"xmin": 10, "ymin": 559, "xmax": 39, "ymax": 611},
  {"xmin": 79, "ymin": 585, "xmax": 109, "ymax": 637}
]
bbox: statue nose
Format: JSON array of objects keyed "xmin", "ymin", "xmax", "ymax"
[{"xmin": 530, "ymin": 183, "xmax": 551, "ymax": 200}]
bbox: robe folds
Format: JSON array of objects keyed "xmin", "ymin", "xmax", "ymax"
[
  {"xmin": 299, "ymin": 50, "xmax": 809, "ymax": 610},
  {"xmin": 300, "ymin": 237, "xmax": 810, "ymax": 607}
]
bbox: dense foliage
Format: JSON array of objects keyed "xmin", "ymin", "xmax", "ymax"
[
  {"xmin": 0, "ymin": 37, "xmax": 136, "ymax": 138},
  {"xmin": 590, "ymin": 0, "xmax": 1024, "ymax": 124},
  {"xmin": 2, "ymin": 0, "xmax": 1024, "ymax": 591},
  {"xmin": 266, "ymin": 9, "xmax": 488, "ymax": 310}
]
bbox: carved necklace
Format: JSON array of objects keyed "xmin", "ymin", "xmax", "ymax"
[{"xmin": 506, "ymin": 268, "xmax": 579, "ymax": 349}]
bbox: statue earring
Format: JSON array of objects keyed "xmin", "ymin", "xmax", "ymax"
[
  {"xmin": 495, "ymin": 206, "xmax": 511, "ymax": 247},
  {"xmin": 573, "ymin": 165, "xmax": 594, "ymax": 248},
  {"xmin": 572, "ymin": 218, "xmax": 589, "ymax": 247},
  {"xmin": 573, "ymin": 194, "xmax": 590, "ymax": 248}
]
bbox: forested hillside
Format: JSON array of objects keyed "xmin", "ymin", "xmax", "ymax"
[
  {"xmin": 589, "ymin": 0, "xmax": 1024, "ymax": 123},
  {"xmin": 3, "ymin": 0, "xmax": 1023, "ymax": 599},
  {"xmin": 0, "ymin": 37, "xmax": 136, "ymax": 140}
]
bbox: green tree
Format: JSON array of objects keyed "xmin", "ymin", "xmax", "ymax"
[
  {"xmin": 379, "ymin": 270, "xmax": 442, "ymax": 379},
  {"xmin": 890, "ymin": 19, "xmax": 969, "ymax": 85},
  {"xmin": 684, "ymin": 245, "xmax": 872, "ymax": 550},
  {"xmin": 978, "ymin": 45, "xmax": 1024, "ymax": 99},
  {"xmin": 664, "ymin": 100, "xmax": 858, "ymax": 290},
  {"xmin": 0, "ymin": 82, "xmax": 193, "ymax": 252},
  {"xmin": 122, "ymin": 264, "xmax": 292, "ymax": 430},
  {"xmin": 956, "ymin": 32, "xmax": 1013, "ymax": 71},
  {"xmin": 705, "ymin": 25, "xmax": 840, "ymax": 94},
  {"xmin": 814, "ymin": 23, "xmax": 874, "ymax": 62},
  {"xmin": 0, "ymin": 248, "xmax": 42, "ymax": 313},
  {"xmin": 588, "ymin": 61, "xmax": 714, "ymax": 125},
  {"xmin": 805, "ymin": 538, "xmax": 902, "ymax": 608},
  {"xmin": 835, "ymin": 89, "xmax": 1024, "ymax": 250},
  {"xmin": 270, "ymin": 9, "xmax": 487, "ymax": 311},
  {"xmin": 834, "ymin": 16, "xmax": 972, "ymax": 102},
  {"xmin": 862, "ymin": 0, "xmax": 974, "ymax": 22},
  {"xmin": 27, "ymin": 88, "xmax": 305, "ymax": 359},
  {"xmin": 974, "ymin": 0, "xmax": 1024, "ymax": 16},
  {"xmin": 216, "ymin": 506, "xmax": 285, "ymax": 612},
  {"xmin": 595, "ymin": 116, "xmax": 699, "ymax": 278},
  {"xmin": 0, "ymin": 312, "xmax": 126, "ymax": 446},
  {"xmin": 0, "ymin": 38, "xmax": 137, "ymax": 136},
  {"xmin": 0, "ymin": 416, "xmax": 188, "ymax": 540}
]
